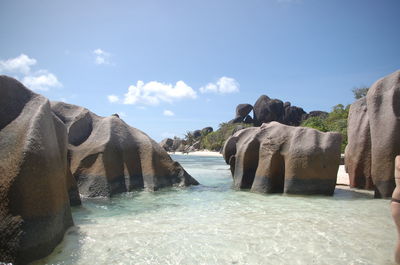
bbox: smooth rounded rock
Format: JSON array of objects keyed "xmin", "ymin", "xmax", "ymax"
[{"xmin": 223, "ymin": 122, "xmax": 341, "ymax": 195}]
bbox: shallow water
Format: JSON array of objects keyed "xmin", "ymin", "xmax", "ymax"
[{"xmin": 33, "ymin": 155, "xmax": 396, "ymax": 265}]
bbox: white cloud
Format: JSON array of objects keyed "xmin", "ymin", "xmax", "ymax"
[
  {"xmin": 0, "ymin": 54, "xmax": 62, "ymax": 91},
  {"xmin": 93, "ymin": 48, "xmax": 111, "ymax": 65},
  {"xmin": 22, "ymin": 70, "xmax": 62, "ymax": 91},
  {"xmin": 200, "ymin": 76, "xmax": 240, "ymax": 94},
  {"xmin": 163, "ymin": 110, "xmax": 174, "ymax": 116},
  {"xmin": 107, "ymin": 94, "xmax": 119, "ymax": 103},
  {"xmin": 123, "ymin": 80, "xmax": 197, "ymax": 105},
  {"xmin": 0, "ymin": 54, "xmax": 37, "ymax": 75}
]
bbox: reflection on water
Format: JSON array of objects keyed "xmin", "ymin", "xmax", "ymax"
[{"xmin": 32, "ymin": 155, "xmax": 396, "ymax": 265}]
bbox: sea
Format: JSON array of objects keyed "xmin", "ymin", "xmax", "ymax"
[{"xmin": 32, "ymin": 155, "xmax": 396, "ymax": 265}]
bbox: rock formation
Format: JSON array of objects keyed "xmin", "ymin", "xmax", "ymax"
[
  {"xmin": 201, "ymin": 126, "xmax": 213, "ymax": 135},
  {"xmin": 160, "ymin": 127, "xmax": 214, "ymax": 153},
  {"xmin": 51, "ymin": 102, "xmax": 199, "ymax": 197},
  {"xmin": 192, "ymin": 129, "xmax": 202, "ymax": 138},
  {"xmin": 344, "ymin": 98, "xmax": 373, "ymax": 190},
  {"xmin": 367, "ymin": 70, "xmax": 400, "ymax": 197},
  {"xmin": 283, "ymin": 104, "xmax": 307, "ymax": 126},
  {"xmin": 253, "ymin": 96, "xmax": 285, "ymax": 125},
  {"xmin": 345, "ymin": 70, "xmax": 400, "ymax": 198},
  {"xmin": 307, "ymin": 111, "xmax": 329, "ymax": 119},
  {"xmin": 230, "ymin": 104, "xmax": 253, "ymax": 123},
  {"xmin": 229, "ymin": 96, "xmax": 321, "ymax": 127},
  {"xmin": 223, "ymin": 122, "xmax": 342, "ymax": 195},
  {"xmin": 0, "ymin": 76, "xmax": 77, "ymax": 264},
  {"xmin": 160, "ymin": 138, "xmax": 174, "ymax": 152}
]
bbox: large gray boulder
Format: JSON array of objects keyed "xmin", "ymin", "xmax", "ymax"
[
  {"xmin": 253, "ymin": 96, "xmax": 285, "ymax": 126},
  {"xmin": 283, "ymin": 105, "xmax": 307, "ymax": 126},
  {"xmin": 236, "ymin": 104, "xmax": 253, "ymax": 119},
  {"xmin": 366, "ymin": 70, "xmax": 400, "ymax": 197},
  {"xmin": 51, "ymin": 102, "xmax": 199, "ymax": 197},
  {"xmin": 201, "ymin": 126, "xmax": 213, "ymax": 135},
  {"xmin": 223, "ymin": 122, "xmax": 342, "ymax": 195},
  {"xmin": 345, "ymin": 70, "xmax": 400, "ymax": 198},
  {"xmin": 160, "ymin": 138, "xmax": 174, "ymax": 152},
  {"xmin": 192, "ymin": 129, "xmax": 202, "ymax": 138},
  {"xmin": 345, "ymin": 97, "xmax": 373, "ymax": 190},
  {"xmin": 0, "ymin": 76, "xmax": 77, "ymax": 264}
]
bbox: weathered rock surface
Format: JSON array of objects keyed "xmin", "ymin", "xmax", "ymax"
[
  {"xmin": 51, "ymin": 102, "xmax": 199, "ymax": 197},
  {"xmin": 253, "ymin": 96, "xmax": 285, "ymax": 126},
  {"xmin": 307, "ymin": 111, "xmax": 329, "ymax": 119},
  {"xmin": 236, "ymin": 104, "xmax": 253, "ymax": 119},
  {"xmin": 243, "ymin": 115, "xmax": 254, "ymax": 124},
  {"xmin": 229, "ymin": 96, "xmax": 327, "ymax": 127},
  {"xmin": 201, "ymin": 126, "xmax": 213, "ymax": 135},
  {"xmin": 223, "ymin": 122, "xmax": 341, "ymax": 195},
  {"xmin": 345, "ymin": 98, "xmax": 373, "ymax": 190},
  {"xmin": 0, "ymin": 76, "xmax": 77, "ymax": 264},
  {"xmin": 172, "ymin": 138, "xmax": 185, "ymax": 151},
  {"xmin": 283, "ymin": 105, "xmax": 307, "ymax": 126},
  {"xmin": 345, "ymin": 70, "xmax": 400, "ymax": 198},
  {"xmin": 160, "ymin": 138, "xmax": 174, "ymax": 152},
  {"xmin": 366, "ymin": 70, "xmax": 400, "ymax": 197},
  {"xmin": 193, "ymin": 130, "xmax": 202, "ymax": 138}
]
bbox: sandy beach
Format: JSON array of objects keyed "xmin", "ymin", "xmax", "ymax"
[
  {"xmin": 169, "ymin": 150, "xmax": 223, "ymax": 157},
  {"xmin": 336, "ymin": 165, "xmax": 349, "ymax": 186}
]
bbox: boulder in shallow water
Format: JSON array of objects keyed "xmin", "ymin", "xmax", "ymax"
[
  {"xmin": 223, "ymin": 122, "xmax": 341, "ymax": 195},
  {"xmin": 366, "ymin": 70, "xmax": 400, "ymax": 198},
  {"xmin": 344, "ymin": 70, "xmax": 400, "ymax": 198},
  {"xmin": 51, "ymin": 102, "xmax": 199, "ymax": 197},
  {"xmin": 345, "ymin": 97, "xmax": 373, "ymax": 190},
  {"xmin": 0, "ymin": 76, "xmax": 77, "ymax": 264}
]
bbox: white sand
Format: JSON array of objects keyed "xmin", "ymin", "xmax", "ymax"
[
  {"xmin": 168, "ymin": 150, "xmax": 222, "ymax": 157},
  {"xmin": 336, "ymin": 165, "xmax": 349, "ymax": 186}
]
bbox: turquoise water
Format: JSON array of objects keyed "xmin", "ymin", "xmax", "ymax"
[{"xmin": 33, "ymin": 155, "xmax": 396, "ymax": 265}]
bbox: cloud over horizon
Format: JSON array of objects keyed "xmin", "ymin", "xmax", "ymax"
[
  {"xmin": 200, "ymin": 76, "xmax": 240, "ymax": 94},
  {"xmin": 123, "ymin": 80, "xmax": 197, "ymax": 105},
  {"xmin": 0, "ymin": 54, "xmax": 36, "ymax": 74},
  {"xmin": 0, "ymin": 54, "xmax": 62, "ymax": 91},
  {"xmin": 22, "ymin": 70, "xmax": 62, "ymax": 91}
]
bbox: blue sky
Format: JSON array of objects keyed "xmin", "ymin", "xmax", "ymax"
[{"xmin": 1, "ymin": 0, "xmax": 399, "ymax": 141}]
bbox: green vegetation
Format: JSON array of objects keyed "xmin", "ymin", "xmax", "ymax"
[
  {"xmin": 184, "ymin": 131, "xmax": 196, "ymax": 146},
  {"xmin": 301, "ymin": 104, "xmax": 349, "ymax": 152},
  {"xmin": 352, "ymin": 86, "xmax": 369, "ymax": 99},
  {"xmin": 199, "ymin": 123, "xmax": 253, "ymax": 151},
  {"xmin": 185, "ymin": 87, "xmax": 358, "ymax": 154}
]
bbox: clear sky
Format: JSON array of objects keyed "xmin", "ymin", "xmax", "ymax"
[{"xmin": 1, "ymin": 0, "xmax": 399, "ymax": 141}]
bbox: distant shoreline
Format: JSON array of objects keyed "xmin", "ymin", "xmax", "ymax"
[
  {"xmin": 169, "ymin": 150, "xmax": 222, "ymax": 157},
  {"xmin": 171, "ymin": 152, "xmax": 352, "ymax": 187}
]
